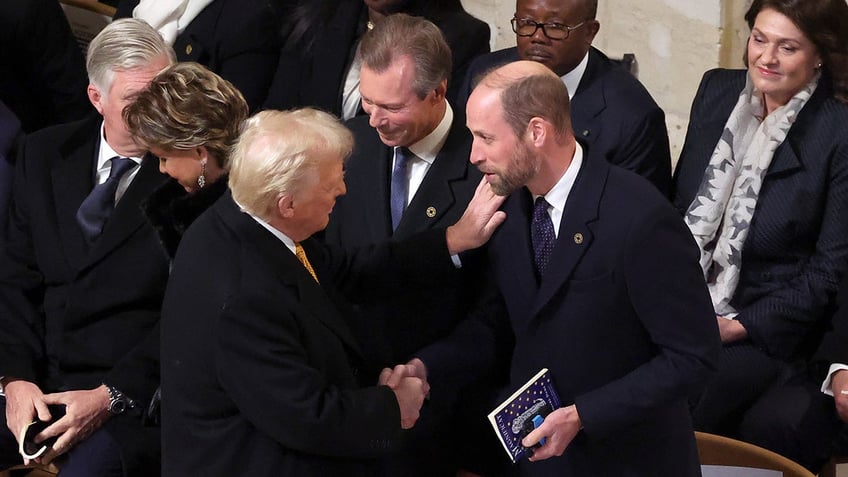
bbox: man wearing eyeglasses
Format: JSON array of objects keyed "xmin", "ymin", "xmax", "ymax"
[{"xmin": 459, "ymin": 0, "xmax": 672, "ymax": 197}]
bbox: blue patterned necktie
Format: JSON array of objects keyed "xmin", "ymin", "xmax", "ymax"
[
  {"xmin": 531, "ymin": 197, "xmax": 556, "ymax": 278},
  {"xmin": 390, "ymin": 147, "xmax": 412, "ymax": 231},
  {"xmin": 76, "ymin": 156, "xmax": 135, "ymax": 242}
]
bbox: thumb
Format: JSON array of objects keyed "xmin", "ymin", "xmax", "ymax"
[{"xmin": 377, "ymin": 368, "xmax": 393, "ymax": 387}]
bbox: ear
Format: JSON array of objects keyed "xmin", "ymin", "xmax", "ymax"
[
  {"xmin": 585, "ymin": 20, "xmax": 600, "ymax": 45},
  {"xmin": 431, "ymin": 79, "xmax": 448, "ymax": 103},
  {"xmin": 527, "ymin": 117, "xmax": 547, "ymax": 147},
  {"xmin": 195, "ymin": 145, "xmax": 209, "ymax": 163},
  {"xmin": 277, "ymin": 194, "xmax": 295, "ymax": 219},
  {"xmin": 87, "ymin": 84, "xmax": 104, "ymax": 115}
]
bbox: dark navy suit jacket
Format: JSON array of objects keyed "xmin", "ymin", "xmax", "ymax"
[
  {"xmin": 324, "ymin": 112, "xmax": 487, "ymax": 371},
  {"xmin": 264, "ymin": 0, "xmax": 490, "ymax": 115},
  {"xmin": 0, "ymin": 115, "xmax": 170, "ymax": 476},
  {"xmin": 0, "ymin": 0, "xmax": 90, "ymax": 133},
  {"xmin": 115, "ymin": 0, "xmax": 283, "ymax": 111},
  {"xmin": 673, "ymin": 69, "xmax": 848, "ymax": 360},
  {"xmin": 421, "ymin": 145, "xmax": 719, "ymax": 476},
  {"xmin": 161, "ymin": 192, "xmax": 458, "ymax": 476},
  {"xmin": 459, "ymin": 47, "xmax": 672, "ymax": 196}
]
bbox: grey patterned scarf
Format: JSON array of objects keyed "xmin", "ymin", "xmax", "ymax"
[{"xmin": 684, "ymin": 72, "xmax": 819, "ymax": 316}]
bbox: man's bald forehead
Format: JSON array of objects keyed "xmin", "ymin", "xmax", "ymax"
[
  {"xmin": 515, "ymin": 0, "xmax": 597, "ymax": 19},
  {"xmin": 480, "ymin": 60, "xmax": 558, "ymax": 90}
]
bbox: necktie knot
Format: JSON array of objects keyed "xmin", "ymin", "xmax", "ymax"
[
  {"xmin": 295, "ymin": 242, "xmax": 319, "ymax": 283},
  {"xmin": 76, "ymin": 156, "xmax": 136, "ymax": 242},
  {"xmin": 390, "ymin": 147, "xmax": 414, "ymax": 231},
  {"xmin": 107, "ymin": 156, "xmax": 135, "ymax": 182},
  {"xmin": 531, "ymin": 197, "xmax": 556, "ymax": 279}
]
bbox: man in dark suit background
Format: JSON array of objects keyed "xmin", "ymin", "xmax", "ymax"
[
  {"xmin": 0, "ymin": 0, "xmax": 91, "ymax": 133},
  {"xmin": 459, "ymin": 0, "xmax": 671, "ymax": 195},
  {"xmin": 326, "ymin": 12, "xmax": 486, "ymax": 380},
  {"xmin": 0, "ymin": 19, "xmax": 174, "ymax": 477},
  {"xmin": 114, "ymin": 0, "xmax": 285, "ymax": 111},
  {"xmin": 388, "ymin": 61, "xmax": 720, "ymax": 476},
  {"xmin": 159, "ymin": 108, "xmax": 505, "ymax": 477},
  {"xmin": 264, "ymin": 0, "xmax": 490, "ymax": 118},
  {"xmin": 323, "ymin": 14, "xmax": 504, "ymax": 476}
]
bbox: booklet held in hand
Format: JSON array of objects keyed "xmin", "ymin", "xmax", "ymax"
[
  {"xmin": 18, "ymin": 405, "xmax": 65, "ymax": 460},
  {"xmin": 487, "ymin": 368, "xmax": 562, "ymax": 462}
]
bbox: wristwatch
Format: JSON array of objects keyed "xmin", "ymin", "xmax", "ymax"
[{"xmin": 104, "ymin": 384, "xmax": 135, "ymax": 415}]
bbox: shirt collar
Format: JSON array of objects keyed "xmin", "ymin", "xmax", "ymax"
[
  {"xmin": 406, "ymin": 101, "xmax": 453, "ymax": 165},
  {"xmin": 97, "ymin": 121, "xmax": 143, "ymax": 171},
  {"xmin": 234, "ymin": 198, "xmax": 296, "ymax": 255},
  {"xmin": 561, "ymin": 52, "xmax": 589, "ymax": 100},
  {"xmin": 536, "ymin": 141, "xmax": 584, "ymax": 214}
]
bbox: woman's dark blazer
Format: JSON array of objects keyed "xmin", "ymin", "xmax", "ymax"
[
  {"xmin": 672, "ymin": 68, "xmax": 848, "ymax": 360},
  {"xmin": 115, "ymin": 0, "xmax": 283, "ymax": 111}
]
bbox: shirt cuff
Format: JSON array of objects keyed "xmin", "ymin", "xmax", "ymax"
[
  {"xmin": 450, "ymin": 254, "xmax": 462, "ymax": 268},
  {"xmin": 821, "ymin": 363, "xmax": 848, "ymax": 396}
]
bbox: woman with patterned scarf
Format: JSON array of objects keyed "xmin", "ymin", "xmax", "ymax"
[{"xmin": 672, "ymin": 0, "xmax": 848, "ymax": 472}]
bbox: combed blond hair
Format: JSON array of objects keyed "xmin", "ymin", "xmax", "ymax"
[{"xmin": 229, "ymin": 109, "xmax": 353, "ymax": 221}]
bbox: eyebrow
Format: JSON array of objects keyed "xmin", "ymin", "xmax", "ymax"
[{"xmin": 750, "ymin": 27, "xmax": 804, "ymax": 44}]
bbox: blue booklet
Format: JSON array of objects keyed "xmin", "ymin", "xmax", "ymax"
[{"xmin": 487, "ymin": 368, "xmax": 562, "ymax": 462}]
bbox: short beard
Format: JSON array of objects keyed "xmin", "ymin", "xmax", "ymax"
[{"xmin": 489, "ymin": 141, "xmax": 539, "ymax": 196}]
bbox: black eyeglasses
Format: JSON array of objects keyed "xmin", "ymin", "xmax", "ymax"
[{"xmin": 510, "ymin": 17, "xmax": 586, "ymax": 40}]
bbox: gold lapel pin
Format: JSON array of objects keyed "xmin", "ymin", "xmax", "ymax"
[
  {"xmin": 185, "ymin": 44, "xmax": 193, "ymax": 55},
  {"xmin": 573, "ymin": 233, "xmax": 584, "ymax": 244},
  {"xmin": 426, "ymin": 206, "xmax": 437, "ymax": 218}
]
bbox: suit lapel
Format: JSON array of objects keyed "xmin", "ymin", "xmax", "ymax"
[
  {"xmin": 366, "ymin": 144, "xmax": 393, "ymax": 238},
  {"xmin": 314, "ymin": 0, "xmax": 363, "ymax": 112},
  {"xmin": 174, "ymin": 0, "xmax": 223, "ymax": 65},
  {"xmin": 85, "ymin": 154, "xmax": 167, "ymax": 267},
  {"xmin": 395, "ymin": 122, "xmax": 471, "ymax": 238},
  {"xmin": 766, "ymin": 84, "xmax": 826, "ymax": 178},
  {"xmin": 51, "ymin": 118, "xmax": 100, "ymax": 271},
  {"xmin": 499, "ymin": 190, "xmax": 539, "ymax": 321},
  {"xmin": 530, "ymin": 155, "xmax": 604, "ymax": 318},
  {"xmin": 300, "ymin": 238, "xmax": 364, "ymax": 360},
  {"xmin": 221, "ymin": 197, "xmax": 364, "ymax": 361},
  {"xmin": 570, "ymin": 49, "xmax": 607, "ymax": 143}
]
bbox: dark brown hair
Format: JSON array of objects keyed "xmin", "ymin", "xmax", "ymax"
[{"xmin": 745, "ymin": 0, "xmax": 848, "ymax": 103}]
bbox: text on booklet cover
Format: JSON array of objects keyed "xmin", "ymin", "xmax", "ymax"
[{"xmin": 488, "ymin": 368, "xmax": 562, "ymax": 462}]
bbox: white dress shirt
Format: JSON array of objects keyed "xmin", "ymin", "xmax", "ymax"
[
  {"xmin": 391, "ymin": 101, "xmax": 454, "ymax": 207},
  {"xmin": 534, "ymin": 142, "xmax": 584, "ymax": 237}
]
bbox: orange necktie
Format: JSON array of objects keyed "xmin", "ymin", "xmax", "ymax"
[{"xmin": 294, "ymin": 243, "xmax": 319, "ymax": 283}]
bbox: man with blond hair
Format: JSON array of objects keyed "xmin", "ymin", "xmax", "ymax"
[
  {"xmin": 159, "ymin": 108, "xmax": 504, "ymax": 476},
  {"xmin": 0, "ymin": 18, "xmax": 174, "ymax": 477}
]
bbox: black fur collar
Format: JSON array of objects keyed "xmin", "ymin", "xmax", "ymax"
[{"xmin": 143, "ymin": 176, "xmax": 228, "ymax": 260}]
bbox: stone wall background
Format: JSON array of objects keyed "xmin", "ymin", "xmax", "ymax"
[{"xmin": 461, "ymin": 0, "xmax": 753, "ymax": 166}]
